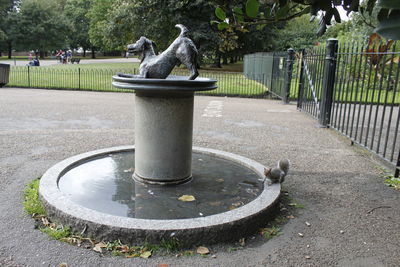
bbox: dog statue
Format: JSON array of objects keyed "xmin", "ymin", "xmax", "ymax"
[{"xmin": 127, "ymin": 24, "xmax": 199, "ymax": 80}]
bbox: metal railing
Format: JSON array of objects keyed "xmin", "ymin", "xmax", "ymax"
[
  {"xmin": 297, "ymin": 39, "xmax": 400, "ymax": 177},
  {"xmin": 5, "ymin": 66, "xmax": 269, "ymax": 98}
]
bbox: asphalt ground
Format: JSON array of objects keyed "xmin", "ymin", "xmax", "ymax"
[{"xmin": 0, "ymin": 88, "xmax": 399, "ymax": 267}]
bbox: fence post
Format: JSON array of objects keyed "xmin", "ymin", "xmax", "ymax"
[
  {"xmin": 78, "ymin": 68, "xmax": 81, "ymax": 89},
  {"xmin": 319, "ymin": 38, "xmax": 338, "ymax": 127},
  {"xmin": 395, "ymin": 149, "xmax": 400, "ymax": 178},
  {"xmin": 297, "ymin": 49, "xmax": 305, "ymax": 109},
  {"xmin": 283, "ymin": 48, "xmax": 295, "ymax": 103},
  {"xmin": 27, "ymin": 66, "xmax": 30, "ymax": 87}
]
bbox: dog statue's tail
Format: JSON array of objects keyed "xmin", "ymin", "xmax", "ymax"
[{"xmin": 175, "ymin": 24, "xmax": 189, "ymax": 37}]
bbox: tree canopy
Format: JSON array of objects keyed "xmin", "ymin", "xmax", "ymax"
[
  {"xmin": 214, "ymin": 0, "xmax": 400, "ymax": 40},
  {"xmin": 0, "ymin": 0, "xmax": 397, "ymax": 64}
]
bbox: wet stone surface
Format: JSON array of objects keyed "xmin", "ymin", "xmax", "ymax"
[{"xmin": 58, "ymin": 151, "xmax": 264, "ymax": 219}]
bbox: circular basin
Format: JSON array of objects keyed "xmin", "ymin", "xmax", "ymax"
[{"xmin": 39, "ymin": 146, "xmax": 280, "ymax": 247}]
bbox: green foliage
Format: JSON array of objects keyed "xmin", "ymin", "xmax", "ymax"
[
  {"xmin": 215, "ymin": 0, "xmax": 400, "ymax": 40},
  {"xmin": 246, "ymin": 0, "xmax": 259, "ymax": 18},
  {"xmin": 260, "ymin": 226, "xmax": 281, "ymax": 240},
  {"xmin": 23, "ymin": 178, "xmax": 46, "ymax": 216},
  {"xmin": 274, "ymin": 14, "xmax": 320, "ymax": 51},
  {"xmin": 40, "ymin": 226, "xmax": 71, "ymax": 240},
  {"xmin": 86, "ymin": 0, "xmax": 113, "ymax": 49},
  {"xmin": 16, "ymin": 0, "xmax": 70, "ymax": 54},
  {"xmin": 159, "ymin": 238, "xmax": 180, "ymax": 252},
  {"xmin": 384, "ymin": 176, "xmax": 400, "ymax": 190},
  {"xmin": 215, "ymin": 7, "xmax": 226, "ymax": 20},
  {"xmin": 64, "ymin": 0, "xmax": 92, "ymax": 50}
]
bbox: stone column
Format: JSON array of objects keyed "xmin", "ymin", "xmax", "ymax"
[{"xmin": 133, "ymin": 91, "xmax": 194, "ymax": 185}]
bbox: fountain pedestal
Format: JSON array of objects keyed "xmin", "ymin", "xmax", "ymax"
[{"xmin": 112, "ymin": 75, "xmax": 217, "ymax": 185}]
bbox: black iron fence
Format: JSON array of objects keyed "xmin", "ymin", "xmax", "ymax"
[
  {"xmin": 5, "ymin": 66, "xmax": 269, "ymax": 98},
  {"xmin": 297, "ymin": 39, "xmax": 400, "ymax": 177}
]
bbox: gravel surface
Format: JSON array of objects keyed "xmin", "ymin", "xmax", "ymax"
[{"xmin": 0, "ymin": 88, "xmax": 399, "ymax": 267}]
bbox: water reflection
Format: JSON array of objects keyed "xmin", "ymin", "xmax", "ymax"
[{"xmin": 58, "ymin": 152, "xmax": 263, "ymax": 219}]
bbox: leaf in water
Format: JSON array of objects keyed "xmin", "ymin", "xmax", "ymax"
[
  {"xmin": 178, "ymin": 195, "xmax": 196, "ymax": 202},
  {"xmin": 140, "ymin": 251, "xmax": 152, "ymax": 258},
  {"xmin": 197, "ymin": 246, "xmax": 210, "ymax": 255},
  {"xmin": 216, "ymin": 178, "xmax": 224, "ymax": 183},
  {"xmin": 93, "ymin": 242, "xmax": 107, "ymax": 253},
  {"xmin": 209, "ymin": 201, "xmax": 222, "ymax": 206}
]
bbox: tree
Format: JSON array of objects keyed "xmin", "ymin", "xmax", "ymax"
[
  {"xmin": 16, "ymin": 0, "xmax": 70, "ymax": 58},
  {"xmin": 64, "ymin": 0, "xmax": 92, "ymax": 57},
  {"xmin": 273, "ymin": 14, "xmax": 320, "ymax": 51},
  {"xmin": 86, "ymin": 0, "xmax": 114, "ymax": 57},
  {"xmin": 214, "ymin": 0, "xmax": 400, "ymax": 40},
  {"xmin": 102, "ymin": 0, "xmax": 222, "ymax": 65},
  {"xmin": 0, "ymin": 0, "xmax": 16, "ymax": 57}
]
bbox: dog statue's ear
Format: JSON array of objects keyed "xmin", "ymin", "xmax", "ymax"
[{"xmin": 151, "ymin": 41, "xmax": 158, "ymax": 55}]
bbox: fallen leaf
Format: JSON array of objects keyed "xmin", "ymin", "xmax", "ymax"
[
  {"xmin": 178, "ymin": 195, "xmax": 196, "ymax": 202},
  {"xmin": 126, "ymin": 253, "xmax": 139, "ymax": 258},
  {"xmin": 117, "ymin": 245, "xmax": 130, "ymax": 253},
  {"xmin": 93, "ymin": 242, "xmax": 107, "ymax": 253},
  {"xmin": 157, "ymin": 264, "xmax": 169, "ymax": 267},
  {"xmin": 41, "ymin": 217, "xmax": 50, "ymax": 226},
  {"xmin": 305, "ymin": 255, "xmax": 311, "ymax": 259},
  {"xmin": 298, "ymin": 233, "xmax": 304, "ymax": 237},
  {"xmin": 305, "ymin": 221, "xmax": 311, "ymax": 226},
  {"xmin": 209, "ymin": 201, "xmax": 222, "ymax": 206},
  {"xmin": 239, "ymin": 238, "xmax": 245, "ymax": 246},
  {"xmin": 216, "ymin": 178, "xmax": 224, "ymax": 183},
  {"xmin": 140, "ymin": 251, "xmax": 152, "ymax": 258},
  {"xmin": 197, "ymin": 246, "xmax": 210, "ymax": 255},
  {"xmin": 286, "ymin": 215, "xmax": 295, "ymax": 219}
]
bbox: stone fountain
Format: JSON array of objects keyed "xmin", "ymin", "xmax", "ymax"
[{"xmin": 39, "ymin": 25, "xmax": 282, "ymax": 247}]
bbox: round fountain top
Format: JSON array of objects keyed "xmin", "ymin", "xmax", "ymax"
[{"xmin": 112, "ymin": 75, "xmax": 217, "ymax": 92}]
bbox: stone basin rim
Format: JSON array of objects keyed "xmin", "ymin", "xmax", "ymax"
[
  {"xmin": 39, "ymin": 146, "xmax": 280, "ymax": 232},
  {"xmin": 112, "ymin": 75, "xmax": 218, "ymax": 92}
]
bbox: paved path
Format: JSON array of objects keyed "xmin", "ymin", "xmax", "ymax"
[
  {"xmin": 0, "ymin": 88, "xmax": 399, "ymax": 267},
  {"xmin": 0, "ymin": 57, "xmax": 139, "ymax": 67}
]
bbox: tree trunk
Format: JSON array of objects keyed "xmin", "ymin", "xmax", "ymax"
[
  {"xmin": 91, "ymin": 47, "xmax": 95, "ymax": 59},
  {"xmin": 7, "ymin": 42, "xmax": 12, "ymax": 59},
  {"xmin": 222, "ymin": 55, "xmax": 228, "ymax": 65},
  {"xmin": 212, "ymin": 51, "xmax": 221, "ymax": 68},
  {"xmin": 0, "ymin": 51, "xmax": 2, "ymax": 57},
  {"xmin": 39, "ymin": 51, "xmax": 45, "ymax": 59},
  {"xmin": 83, "ymin": 48, "xmax": 86, "ymax": 57}
]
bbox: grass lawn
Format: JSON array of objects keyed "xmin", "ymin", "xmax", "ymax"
[{"xmin": 6, "ymin": 63, "xmax": 267, "ymax": 96}]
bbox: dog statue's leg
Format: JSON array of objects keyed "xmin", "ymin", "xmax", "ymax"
[{"xmin": 188, "ymin": 66, "xmax": 199, "ymax": 80}]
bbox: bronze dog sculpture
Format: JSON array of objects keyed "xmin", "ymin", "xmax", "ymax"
[{"xmin": 127, "ymin": 24, "xmax": 199, "ymax": 80}]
